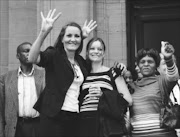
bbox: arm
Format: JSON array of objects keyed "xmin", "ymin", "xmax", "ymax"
[
  {"xmin": 111, "ymin": 63, "xmax": 132, "ymax": 106},
  {"xmin": 115, "ymin": 76, "xmax": 133, "ymax": 106},
  {"xmin": 28, "ymin": 9, "xmax": 61, "ymax": 64},
  {"xmin": 161, "ymin": 41, "xmax": 179, "ymax": 81}
]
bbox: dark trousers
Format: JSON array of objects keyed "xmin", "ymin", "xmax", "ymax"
[
  {"xmin": 39, "ymin": 110, "xmax": 80, "ymax": 137},
  {"xmin": 15, "ymin": 117, "xmax": 40, "ymax": 137},
  {"xmin": 79, "ymin": 111, "xmax": 98, "ymax": 137}
]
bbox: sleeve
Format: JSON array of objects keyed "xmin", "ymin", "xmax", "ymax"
[
  {"xmin": 165, "ymin": 58, "xmax": 179, "ymax": 81},
  {"xmin": 159, "ymin": 74, "xmax": 177, "ymax": 99},
  {"xmin": 37, "ymin": 46, "xmax": 55, "ymax": 68},
  {"xmin": 159, "ymin": 57, "xmax": 179, "ymax": 96},
  {"xmin": 0, "ymin": 75, "xmax": 5, "ymax": 137}
]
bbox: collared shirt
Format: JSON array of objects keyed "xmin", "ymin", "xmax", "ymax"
[
  {"xmin": 61, "ymin": 63, "xmax": 84, "ymax": 112},
  {"xmin": 18, "ymin": 67, "xmax": 39, "ymax": 118}
]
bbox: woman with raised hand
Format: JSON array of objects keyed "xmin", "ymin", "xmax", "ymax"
[
  {"xmin": 28, "ymin": 9, "xmax": 97, "ymax": 137},
  {"xmin": 79, "ymin": 37, "xmax": 132, "ymax": 137},
  {"xmin": 130, "ymin": 41, "xmax": 179, "ymax": 137}
]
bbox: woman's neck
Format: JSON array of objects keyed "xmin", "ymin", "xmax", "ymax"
[
  {"xmin": 66, "ymin": 50, "xmax": 76, "ymax": 64},
  {"xmin": 91, "ymin": 62, "xmax": 104, "ymax": 73}
]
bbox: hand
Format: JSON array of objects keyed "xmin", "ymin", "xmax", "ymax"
[
  {"xmin": 40, "ymin": 9, "xmax": 62, "ymax": 34},
  {"xmin": 161, "ymin": 41, "xmax": 175, "ymax": 59},
  {"xmin": 84, "ymin": 86, "xmax": 102, "ymax": 99},
  {"xmin": 82, "ymin": 20, "xmax": 97, "ymax": 38},
  {"xmin": 112, "ymin": 62, "xmax": 127, "ymax": 80}
]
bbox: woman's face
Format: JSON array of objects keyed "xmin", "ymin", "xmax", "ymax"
[
  {"xmin": 138, "ymin": 55, "xmax": 157, "ymax": 77},
  {"xmin": 88, "ymin": 40, "xmax": 105, "ymax": 63},
  {"xmin": 62, "ymin": 26, "xmax": 82, "ymax": 52}
]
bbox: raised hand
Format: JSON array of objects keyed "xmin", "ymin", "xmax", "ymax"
[
  {"xmin": 82, "ymin": 20, "xmax": 97, "ymax": 38},
  {"xmin": 161, "ymin": 41, "xmax": 175, "ymax": 59},
  {"xmin": 40, "ymin": 9, "xmax": 62, "ymax": 34}
]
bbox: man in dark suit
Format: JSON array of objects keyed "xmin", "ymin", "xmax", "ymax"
[{"xmin": 0, "ymin": 42, "xmax": 45, "ymax": 137}]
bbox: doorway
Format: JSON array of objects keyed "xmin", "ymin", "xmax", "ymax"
[{"xmin": 126, "ymin": 0, "xmax": 180, "ymax": 75}]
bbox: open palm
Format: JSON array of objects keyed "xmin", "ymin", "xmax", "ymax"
[
  {"xmin": 40, "ymin": 9, "xmax": 61, "ymax": 33},
  {"xmin": 82, "ymin": 20, "xmax": 97, "ymax": 38}
]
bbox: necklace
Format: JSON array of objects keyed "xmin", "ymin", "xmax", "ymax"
[{"xmin": 70, "ymin": 63, "xmax": 79, "ymax": 78}]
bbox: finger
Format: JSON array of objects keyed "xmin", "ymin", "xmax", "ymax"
[
  {"xmin": 161, "ymin": 41, "xmax": 166, "ymax": 50},
  {"xmin": 50, "ymin": 9, "xmax": 56, "ymax": 19},
  {"xmin": 47, "ymin": 9, "xmax": 52, "ymax": 18},
  {"xmin": 87, "ymin": 20, "xmax": 93, "ymax": 27},
  {"xmin": 116, "ymin": 63, "xmax": 121, "ymax": 69},
  {"xmin": 89, "ymin": 87, "xmax": 99, "ymax": 92},
  {"xmin": 121, "ymin": 66, "xmax": 125, "ymax": 72},
  {"xmin": 53, "ymin": 12, "xmax": 62, "ymax": 22},
  {"xmin": 83, "ymin": 20, "xmax": 87, "ymax": 27},
  {"xmin": 164, "ymin": 41, "xmax": 170, "ymax": 46},
  {"xmin": 167, "ymin": 43, "xmax": 174, "ymax": 52},
  {"xmin": 89, "ymin": 24, "xmax": 97, "ymax": 31},
  {"xmin": 89, "ymin": 88, "xmax": 101, "ymax": 93},
  {"xmin": 120, "ymin": 64, "xmax": 126, "ymax": 70},
  {"xmin": 89, "ymin": 21, "xmax": 97, "ymax": 28},
  {"xmin": 40, "ymin": 12, "xmax": 45, "ymax": 20},
  {"xmin": 112, "ymin": 69, "xmax": 116, "ymax": 77},
  {"xmin": 89, "ymin": 90, "xmax": 101, "ymax": 94},
  {"xmin": 161, "ymin": 41, "xmax": 167, "ymax": 46}
]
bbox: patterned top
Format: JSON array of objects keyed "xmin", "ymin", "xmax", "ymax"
[
  {"xmin": 131, "ymin": 62, "xmax": 179, "ymax": 137},
  {"xmin": 80, "ymin": 69, "xmax": 114, "ymax": 112}
]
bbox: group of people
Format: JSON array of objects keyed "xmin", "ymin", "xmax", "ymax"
[{"xmin": 0, "ymin": 8, "xmax": 179, "ymax": 137}]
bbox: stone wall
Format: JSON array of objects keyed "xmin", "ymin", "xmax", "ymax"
[{"xmin": 0, "ymin": 0, "xmax": 127, "ymax": 75}]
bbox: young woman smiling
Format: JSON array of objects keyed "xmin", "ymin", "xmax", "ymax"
[{"xmin": 79, "ymin": 37, "xmax": 132, "ymax": 137}]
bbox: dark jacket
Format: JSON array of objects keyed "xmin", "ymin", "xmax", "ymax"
[
  {"xmin": 0, "ymin": 68, "xmax": 45, "ymax": 137},
  {"xmin": 34, "ymin": 47, "xmax": 88, "ymax": 117},
  {"xmin": 98, "ymin": 89, "xmax": 128, "ymax": 137}
]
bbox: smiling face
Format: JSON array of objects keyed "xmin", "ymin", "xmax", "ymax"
[
  {"xmin": 87, "ymin": 40, "xmax": 105, "ymax": 63},
  {"xmin": 138, "ymin": 55, "xmax": 157, "ymax": 77},
  {"xmin": 62, "ymin": 26, "xmax": 82, "ymax": 53}
]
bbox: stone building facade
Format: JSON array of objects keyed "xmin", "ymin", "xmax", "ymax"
[{"xmin": 0, "ymin": 0, "xmax": 127, "ymax": 75}]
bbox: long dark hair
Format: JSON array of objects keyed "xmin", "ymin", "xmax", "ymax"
[
  {"xmin": 54, "ymin": 22, "xmax": 83, "ymax": 55},
  {"xmin": 86, "ymin": 37, "xmax": 106, "ymax": 72}
]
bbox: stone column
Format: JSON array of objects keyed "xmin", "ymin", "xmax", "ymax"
[
  {"xmin": 95, "ymin": 0, "xmax": 127, "ymax": 67},
  {"xmin": 8, "ymin": 0, "xmax": 37, "ymax": 70},
  {"xmin": 0, "ymin": 0, "xmax": 9, "ymax": 74}
]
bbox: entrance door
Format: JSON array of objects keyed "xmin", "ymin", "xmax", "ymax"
[{"xmin": 126, "ymin": 0, "xmax": 180, "ymax": 74}]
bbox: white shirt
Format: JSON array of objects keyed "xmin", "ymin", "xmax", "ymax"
[
  {"xmin": 18, "ymin": 67, "xmax": 39, "ymax": 117},
  {"xmin": 61, "ymin": 63, "xmax": 84, "ymax": 112}
]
